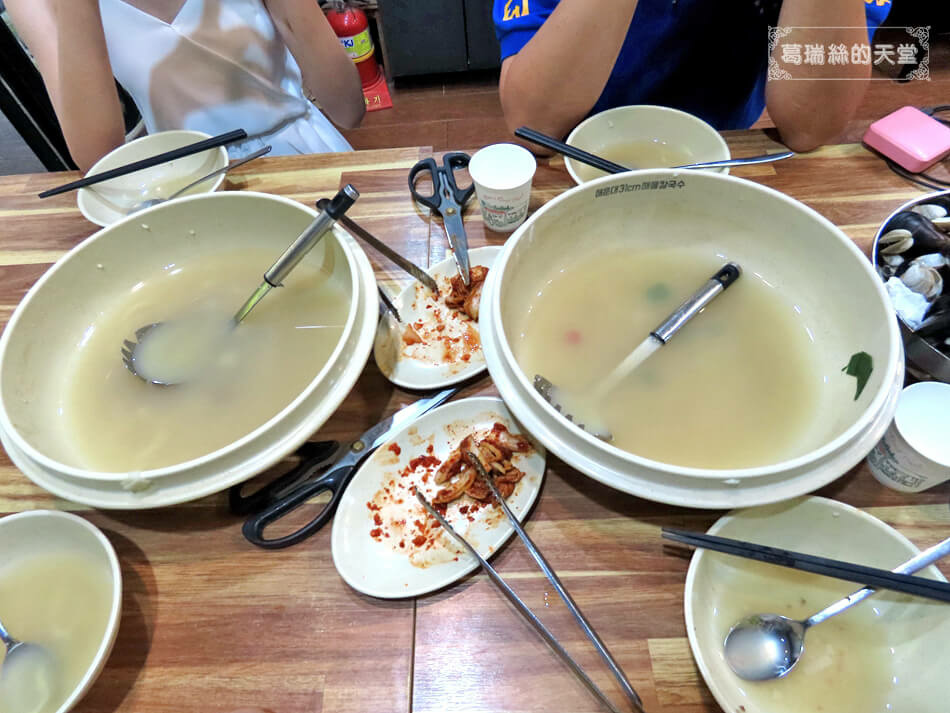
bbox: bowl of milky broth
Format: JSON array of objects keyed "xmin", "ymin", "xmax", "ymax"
[
  {"xmin": 0, "ymin": 510, "xmax": 122, "ymax": 713},
  {"xmin": 564, "ymin": 105, "xmax": 731, "ymax": 185},
  {"xmin": 479, "ymin": 168, "xmax": 903, "ymax": 508},
  {"xmin": 686, "ymin": 497, "xmax": 948, "ymax": 713},
  {"xmin": 0, "ymin": 192, "xmax": 377, "ymax": 502}
]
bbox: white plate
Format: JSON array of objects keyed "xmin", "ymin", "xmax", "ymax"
[
  {"xmin": 373, "ymin": 246, "xmax": 501, "ymax": 389},
  {"xmin": 331, "ymin": 396, "xmax": 546, "ymax": 599},
  {"xmin": 1, "ymin": 229, "xmax": 378, "ymax": 509}
]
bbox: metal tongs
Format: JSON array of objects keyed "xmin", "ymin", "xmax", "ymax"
[{"xmin": 415, "ymin": 454, "xmax": 646, "ymax": 713}]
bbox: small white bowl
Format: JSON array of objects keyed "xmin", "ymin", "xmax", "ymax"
[
  {"xmin": 0, "ymin": 510, "xmax": 122, "ymax": 713},
  {"xmin": 77, "ymin": 130, "xmax": 229, "ymax": 227},
  {"xmin": 685, "ymin": 496, "xmax": 948, "ymax": 713},
  {"xmin": 565, "ymin": 105, "xmax": 730, "ymax": 185}
]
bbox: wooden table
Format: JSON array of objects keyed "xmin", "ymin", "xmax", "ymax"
[{"xmin": 0, "ymin": 137, "xmax": 947, "ymax": 713}]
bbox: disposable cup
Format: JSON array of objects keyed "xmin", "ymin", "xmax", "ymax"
[
  {"xmin": 867, "ymin": 381, "xmax": 950, "ymax": 492},
  {"xmin": 468, "ymin": 143, "xmax": 536, "ymax": 233}
]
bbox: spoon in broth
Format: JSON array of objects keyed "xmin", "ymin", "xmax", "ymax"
[
  {"xmin": 534, "ymin": 263, "xmax": 741, "ymax": 439},
  {"xmin": 723, "ymin": 535, "xmax": 950, "ymax": 681},
  {"xmin": 0, "ymin": 616, "xmax": 58, "ymax": 713},
  {"xmin": 121, "ymin": 184, "xmax": 359, "ymax": 386}
]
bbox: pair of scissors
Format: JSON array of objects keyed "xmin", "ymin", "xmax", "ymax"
[
  {"xmin": 230, "ymin": 386, "xmax": 460, "ymax": 549},
  {"xmin": 409, "ymin": 152, "xmax": 476, "ymax": 285}
]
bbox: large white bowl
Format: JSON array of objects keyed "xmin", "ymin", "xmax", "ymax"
[
  {"xmin": 565, "ymin": 105, "xmax": 730, "ymax": 185},
  {"xmin": 0, "ymin": 510, "xmax": 122, "ymax": 713},
  {"xmin": 0, "ymin": 192, "xmax": 377, "ymax": 505},
  {"xmin": 480, "ymin": 169, "xmax": 903, "ymax": 508},
  {"xmin": 77, "ymin": 130, "xmax": 229, "ymax": 227},
  {"xmin": 685, "ymin": 497, "xmax": 948, "ymax": 713}
]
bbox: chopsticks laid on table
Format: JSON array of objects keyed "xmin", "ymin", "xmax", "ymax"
[
  {"xmin": 662, "ymin": 528, "xmax": 950, "ymax": 604},
  {"xmin": 322, "ymin": 204, "xmax": 439, "ymax": 295},
  {"xmin": 515, "ymin": 126, "xmax": 628, "ymax": 175},
  {"xmin": 37, "ymin": 128, "xmax": 248, "ymax": 198},
  {"xmin": 414, "ymin": 454, "xmax": 646, "ymax": 713}
]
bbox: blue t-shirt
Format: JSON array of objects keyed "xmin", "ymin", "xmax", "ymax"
[{"xmin": 494, "ymin": 0, "xmax": 891, "ymax": 130}]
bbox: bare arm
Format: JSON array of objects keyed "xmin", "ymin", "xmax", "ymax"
[
  {"xmin": 498, "ymin": 0, "xmax": 639, "ymax": 146},
  {"xmin": 6, "ymin": 0, "xmax": 125, "ymax": 172},
  {"xmin": 766, "ymin": 0, "xmax": 870, "ymax": 151},
  {"xmin": 263, "ymin": 0, "xmax": 365, "ymax": 130}
]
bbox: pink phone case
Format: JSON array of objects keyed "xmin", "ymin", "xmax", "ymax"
[{"xmin": 863, "ymin": 106, "xmax": 950, "ymax": 173}]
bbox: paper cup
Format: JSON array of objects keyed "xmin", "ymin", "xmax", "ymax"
[
  {"xmin": 867, "ymin": 381, "xmax": 950, "ymax": 492},
  {"xmin": 468, "ymin": 143, "xmax": 536, "ymax": 233}
]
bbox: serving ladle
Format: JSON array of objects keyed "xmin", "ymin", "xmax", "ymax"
[
  {"xmin": 121, "ymin": 184, "xmax": 359, "ymax": 386},
  {"xmin": 126, "ymin": 145, "xmax": 271, "ymax": 214},
  {"xmin": 0, "ymin": 616, "xmax": 57, "ymax": 712},
  {"xmin": 723, "ymin": 535, "xmax": 950, "ymax": 681}
]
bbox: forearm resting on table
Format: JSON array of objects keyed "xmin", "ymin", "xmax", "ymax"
[
  {"xmin": 265, "ymin": 0, "xmax": 365, "ymax": 129},
  {"xmin": 499, "ymin": 0, "xmax": 639, "ymax": 150},
  {"xmin": 766, "ymin": 1, "xmax": 871, "ymax": 151},
  {"xmin": 6, "ymin": 0, "xmax": 125, "ymax": 172}
]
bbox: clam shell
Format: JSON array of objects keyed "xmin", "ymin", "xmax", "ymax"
[
  {"xmin": 912, "ymin": 203, "xmax": 949, "ymax": 220},
  {"xmin": 932, "ymin": 216, "xmax": 950, "ymax": 232},
  {"xmin": 882, "ymin": 255, "xmax": 905, "ymax": 267},
  {"xmin": 900, "ymin": 262, "xmax": 943, "ymax": 300},
  {"xmin": 878, "ymin": 228, "xmax": 914, "ymax": 255},
  {"xmin": 910, "ymin": 253, "xmax": 950, "ymax": 269}
]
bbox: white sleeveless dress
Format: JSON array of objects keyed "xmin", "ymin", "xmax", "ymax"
[{"xmin": 98, "ymin": 0, "xmax": 353, "ymax": 157}]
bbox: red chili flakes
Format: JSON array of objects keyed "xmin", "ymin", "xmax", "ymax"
[
  {"xmin": 399, "ymin": 541, "xmax": 406, "ymax": 548},
  {"xmin": 459, "ymin": 505, "xmax": 469, "ymax": 515},
  {"xmin": 366, "ymin": 502, "xmax": 381, "ymax": 511},
  {"xmin": 370, "ymin": 528, "xmax": 382, "ymax": 538},
  {"xmin": 421, "ymin": 473, "xmax": 430, "ymax": 483},
  {"xmin": 387, "ymin": 443, "xmax": 401, "ymax": 456},
  {"xmin": 373, "ymin": 513, "xmax": 382, "ymax": 526},
  {"xmin": 409, "ymin": 454, "xmax": 441, "ymax": 470},
  {"xmin": 412, "ymin": 535, "xmax": 427, "ymax": 547},
  {"xmin": 426, "ymin": 444, "xmax": 434, "ymax": 454},
  {"xmin": 460, "ymin": 354, "xmax": 471, "ymax": 362}
]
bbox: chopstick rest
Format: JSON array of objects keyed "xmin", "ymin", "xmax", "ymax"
[
  {"xmin": 38, "ymin": 128, "xmax": 248, "ymax": 198},
  {"xmin": 662, "ymin": 528, "xmax": 950, "ymax": 603}
]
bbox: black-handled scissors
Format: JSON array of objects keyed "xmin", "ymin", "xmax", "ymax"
[
  {"xmin": 408, "ymin": 152, "xmax": 475, "ymax": 285},
  {"xmin": 234, "ymin": 386, "xmax": 461, "ymax": 549}
]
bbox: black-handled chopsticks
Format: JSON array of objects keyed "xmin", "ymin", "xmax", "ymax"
[
  {"xmin": 38, "ymin": 128, "xmax": 248, "ymax": 198},
  {"xmin": 514, "ymin": 127, "xmax": 628, "ymax": 174},
  {"xmin": 662, "ymin": 528, "xmax": 950, "ymax": 604}
]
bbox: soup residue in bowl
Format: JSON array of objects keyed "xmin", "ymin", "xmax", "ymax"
[
  {"xmin": 513, "ymin": 248, "xmax": 824, "ymax": 469},
  {"xmin": 573, "ymin": 139, "xmax": 694, "ymax": 182},
  {"xmin": 63, "ymin": 247, "xmax": 350, "ymax": 472},
  {"xmin": 710, "ymin": 560, "xmax": 896, "ymax": 713},
  {"xmin": 0, "ymin": 552, "xmax": 113, "ymax": 713}
]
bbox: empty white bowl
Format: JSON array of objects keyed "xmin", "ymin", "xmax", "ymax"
[
  {"xmin": 685, "ymin": 496, "xmax": 948, "ymax": 713},
  {"xmin": 0, "ymin": 192, "xmax": 377, "ymax": 505},
  {"xmin": 480, "ymin": 168, "xmax": 903, "ymax": 508},
  {"xmin": 565, "ymin": 105, "xmax": 730, "ymax": 184},
  {"xmin": 0, "ymin": 509, "xmax": 122, "ymax": 713},
  {"xmin": 77, "ymin": 130, "xmax": 229, "ymax": 227}
]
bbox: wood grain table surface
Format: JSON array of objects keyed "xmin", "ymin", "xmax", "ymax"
[{"xmin": 0, "ymin": 138, "xmax": 947, "ymax": 713}]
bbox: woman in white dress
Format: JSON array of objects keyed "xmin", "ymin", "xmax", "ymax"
[{"xmin": 6, "ymin": 0, "xmax": 365, "ymax": 170}]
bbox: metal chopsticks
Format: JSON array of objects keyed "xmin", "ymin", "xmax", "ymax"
[
  {"xmin": 413, "ymin": 453, "xmax": 646, "ymax": 713},
  {"xmin": 662, "ymin": 528, "xmax": 950, "ymax": 603},
  {"xmin": 319, "ymin": 203, "xmax": 439, "ymax": 294}
]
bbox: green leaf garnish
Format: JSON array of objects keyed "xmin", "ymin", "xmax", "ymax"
[{"xmin": 842, "ymin": 352, "xmax": 873, "ymax": 400}]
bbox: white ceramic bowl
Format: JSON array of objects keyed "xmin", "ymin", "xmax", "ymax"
[
  {"xmin": 0, "ymin": 192, "xmax": 377, "ymax": 504},
  {"xmin": 0, "ymin": 510, "xmax": 122, "ymax": 713},
  {"xmin": 77, "ymin": 130, "xmax": 229, "ymax": 227},
  {"xmin": 685, "ymin": 496, "xmax": 948, "ymax": 713},
  {"xmin": 565, "ymin": 105, "xmax": 730, "ymax": 185},
  {"xmin": 480, "ymin": 169, "xmax": 903, "ymax": 508}
]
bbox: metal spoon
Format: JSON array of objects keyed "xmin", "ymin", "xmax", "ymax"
[
  {"xmin": 120, "ymin": 184, "xmax": 359, "ymax": 386},
  {"xmin": 0, "ymin": 616, "xmax": 57, "ymax": 712},
  {"xmin": 724, "ymin": 535, "xmax": 950, "ymax": 681},
  {"xmin": 126, "ymin": 145, "xmax": 271, "ymax": 214}
]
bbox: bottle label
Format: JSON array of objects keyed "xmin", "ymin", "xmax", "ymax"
[{"xmin": 339, "ymin": 28, "xmax": 373, "ymax": 61}]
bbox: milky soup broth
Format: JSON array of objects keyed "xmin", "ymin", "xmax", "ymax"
[
  {"xmin": 513, "ymin": 248, "xmax": 823, "ymax": 469},
  {"xmin": 63, "ymin": 248, "xmax": 350, "ymax": 472},
  {"xmin": 574, "ymin": 139, "xmax": 694, "ymax": 182}
]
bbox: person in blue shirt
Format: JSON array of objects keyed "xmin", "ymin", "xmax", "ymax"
[{"xmin": 494, "ymin": 0, "xmax": 891, "ymax": 152}]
